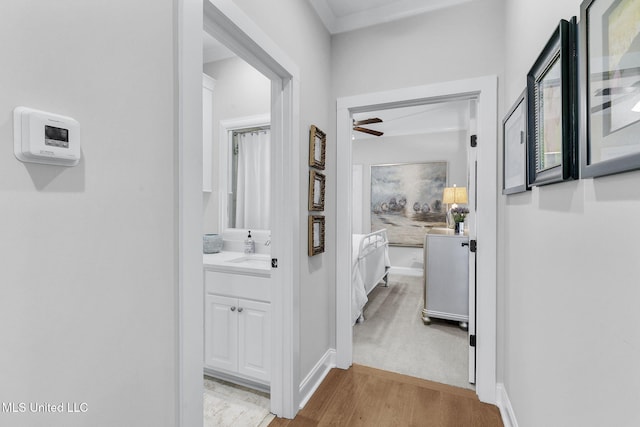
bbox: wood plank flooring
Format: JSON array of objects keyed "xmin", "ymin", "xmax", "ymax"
[{"xmin": 269, "ymin": 364, "xmax": 503, "ymax": 427}]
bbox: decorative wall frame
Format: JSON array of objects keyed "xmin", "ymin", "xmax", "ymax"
[
  {"xmin": 308, "ymin": 215, "xmax": 325, "ymax": 256},
  {"xmin": 503, "ymin": 89, "xmax": 530, "ymax": 194},
  {"xmin": 579, "ymin": 0, "xmax": 640, "ymax": 178},
  {"xmin": 370, "ymin": 162, "xmax": 447, "ymax": 247},
  {"xmin": 527, "ymin": 18, "xmax": 579, "ymax": 186},
  {"xmin": 309, "ymin": 125, "xmax": 326, "ymax": 170},
  {"xmin": 308, "ymin": 170, "xmax": 326, "ymax": 211}
]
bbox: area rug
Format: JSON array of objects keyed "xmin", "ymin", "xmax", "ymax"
[
  {"xmin": 203, "ymin": 377, "xmax": 275, "ymax": 427},
  {"xmin": 353, "ymin": 274, "xmax": 473, "ymax": 390}
]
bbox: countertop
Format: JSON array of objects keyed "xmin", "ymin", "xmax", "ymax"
[{"xmin": 203, "ymin": 251, "xmax": 271, "ymax": 276}]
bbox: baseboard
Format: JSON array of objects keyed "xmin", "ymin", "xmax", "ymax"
[
  {"xmin": 388, "ymin": 266, "xmax": 422, "ymax": 277},
  {"xmin": 496, "ymin": 383, "xmax": 518, "ymax": 427},
  {"xmin": 298, "ymin": 349, "xmax": 336, "ymax": 410}
]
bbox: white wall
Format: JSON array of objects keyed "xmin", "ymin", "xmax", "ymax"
[
  {"xmin": 230, "ymin": 0, "xmax": 334, "ymax": 383},
  {"xmin": 202, "ymin": 57, "xmax": 270, "ymax": 233},
  {"xmin": 353, "ymin": 131, "xmax": 468, "ymax": 269},
  {"xmin": 501, "ymin": 1, "xmax": 640, "ymax": 426},
  {"xmin": 0, "ymin": 2, "xmax": 176, "ymax": 426}
]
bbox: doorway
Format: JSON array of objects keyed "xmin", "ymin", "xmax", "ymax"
[
  {"xmin": 178, "ymin": 1, "xmax": 301, "ymax": 424},
  {"xmin": 350, "ymin": 99, "xmax": 475, "ymax": 389},
  {"xmin": 335, "ymin": 77, "xmax": 498, "ymax": 404}
]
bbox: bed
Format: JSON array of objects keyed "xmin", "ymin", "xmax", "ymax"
[{"xmin": 352, "ymin": 229, "xmax": 391, "ymax": 324}]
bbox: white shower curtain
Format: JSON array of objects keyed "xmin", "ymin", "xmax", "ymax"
[{"xmin": 235, "ymin": 130, "xmax": 270, "ymax": 229}]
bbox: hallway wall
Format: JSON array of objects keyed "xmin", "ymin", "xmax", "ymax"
[
  {"xmin": 0, "ymin": 1, "xmax": 176, "ymax": 426},
  {"xmin": 230, "ymin": 0, "xmax": 334, "ymax": 388},
  {"xmin": 500, "ymin": 1, "xmax": 640, "ymax": 426}
]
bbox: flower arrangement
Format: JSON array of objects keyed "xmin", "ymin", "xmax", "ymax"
[{"xmin": 451, "ymin": 206, "xmax": 469, "ymax": 223}]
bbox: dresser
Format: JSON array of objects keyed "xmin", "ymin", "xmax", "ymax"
[{"xmin": 422, "ymin": 229, "xmax": 469, "ymax": 330}]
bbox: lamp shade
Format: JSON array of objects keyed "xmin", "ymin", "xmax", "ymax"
[{"xmin": 442, "ymin": 186, "xmax": 468, "ymax": 204}]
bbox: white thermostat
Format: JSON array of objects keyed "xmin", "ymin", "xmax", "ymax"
[{"xmin": 14, "ymin": 107, "xmax": 81, "ymax": 167}]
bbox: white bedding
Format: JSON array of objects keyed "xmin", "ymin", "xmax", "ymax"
[{"xmin": 351, "ymin": 230, "xmax": 391, "ymax": 324}]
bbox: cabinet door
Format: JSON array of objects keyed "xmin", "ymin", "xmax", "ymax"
[
  {"xmin": 237, "ymin": 299, "xmax": 271, "ymax": 382},
  {"xmin": 204, "ymin": 294, "xmax": 238, "ymax": 372}
]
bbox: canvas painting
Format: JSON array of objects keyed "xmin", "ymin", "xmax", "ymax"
[{"xmin": 371, "ymin": 162, "xmax": 447, "ymax": 247}]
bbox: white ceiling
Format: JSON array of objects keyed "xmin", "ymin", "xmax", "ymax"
[
  {"xmin": 309, "ymin": 0, "xmax": 473, "ymax": 34},
  {"xmin": 352, "ymin": 100, "xmax": 470, "ymax": 140}
]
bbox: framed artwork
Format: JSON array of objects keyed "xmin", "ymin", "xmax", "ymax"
[
  {"xmin": 503, "ymin": 90, "xmax": 530, "ymax": 194},
  {"xmin": 370, "ymin": 162, "xmax": 447, "ymax": 247},
  {"xmin": 309, "ymin": 125, "xmax": 326, "ymax": 170},
  {"xmin": 527, "ymin": 18, "xmax": 579, "ymax": 186},
  {"xmin": 308, "ymin": 170, "xmax": 326, "ymax": 211},
  {"xmin": 308, "ymin": 215, "xmax": 325, "ymax": 256},
  {"xmin": 579, "ymin": 0, "xmax": 640, "ymax": 178}
]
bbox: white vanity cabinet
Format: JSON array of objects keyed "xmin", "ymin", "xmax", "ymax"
[{"xmin": 204, "ymin": 268, "xmax": 271, "ymax": 385}]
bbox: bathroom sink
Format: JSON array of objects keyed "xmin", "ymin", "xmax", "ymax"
[{"xmin": 228, "ymin": 254, "xmax": 271, "ymax": 266}]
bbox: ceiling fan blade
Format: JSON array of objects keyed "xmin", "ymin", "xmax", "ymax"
[
  {"xmin": 353, "ymin": 126, "xmax": 384, "ymax": 137},
  {"xmin": 353, "ymin": 118, "xmax": 383, "ymax": 126}
]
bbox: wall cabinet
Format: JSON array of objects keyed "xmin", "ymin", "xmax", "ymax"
[{"xmin": 204, "ymin": 293, "xmax": 271, "ymax": 383}]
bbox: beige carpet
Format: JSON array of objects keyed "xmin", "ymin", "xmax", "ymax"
[
  {"xmin": 353, "ymin": 274, "xmax": 473, "ymax": 390},
  {"xmin": 203, "ymin": 377, "xmax": 275, "ymax": 427}
]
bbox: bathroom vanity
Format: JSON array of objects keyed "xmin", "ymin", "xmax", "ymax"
[{"xmin": 203, "ymin": 251, "xmax": 271, "ymax": 389}]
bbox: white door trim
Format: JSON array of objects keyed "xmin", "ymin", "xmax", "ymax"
[
  {"xmin": 335, "ymin": 76, "xmax": 498, "ymax": 404},
  {"xmin": 178, "ymin": 0, "xmax": 301, "ymax": 423}
]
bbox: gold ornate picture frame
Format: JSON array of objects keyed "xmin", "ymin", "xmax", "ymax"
[
  {"xmin": 308, "ymin": 215, "xmax": 325, "ymax": 256},
  {"xmin": 308, "ymin": 170, "xmax": 326, "ymax": 211},
  {"xmin": 309, "ymin": 125, "xmax": 326, "ymax": 170}
]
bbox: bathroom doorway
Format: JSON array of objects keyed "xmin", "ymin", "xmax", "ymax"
[{"xmin": 177, "ymin": 1, "xmax": 301, "ymax": 424}]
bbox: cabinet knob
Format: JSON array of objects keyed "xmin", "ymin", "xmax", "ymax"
[
  {"xmin": 230, "ymin": 306, "xmax": 236, "ymax": 312},
  {"xmin": 238, "ymin": 307, "xmax": 244, "ymax": 313}
]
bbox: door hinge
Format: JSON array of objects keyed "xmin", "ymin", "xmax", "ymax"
[
  {"xmin": 271, "ymin": 258, "xmax": 278, "ymax": 268},
  {"xmin": 470, "ymin": 134, "xmax": 477, "ymax": 147},
  {"xmin": 469, "ymin": 240, "xmax": 477, "ymax": 253},
  {"xmin": 470, "ymin": 334, "xmax": 476, "ymax": 347}
]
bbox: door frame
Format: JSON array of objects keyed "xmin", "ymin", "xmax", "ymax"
[
  {"xmin": 177, "ymin": 0, "xmax": 301, "ymax": 424},
  {"xmin": 335, "ymin": 76, "xmax": 498, "ymax": 404}
]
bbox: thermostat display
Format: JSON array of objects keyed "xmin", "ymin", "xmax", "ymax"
[{"xmin": 14, "ymin": 107, "xmax": 80, "ymax": 166}]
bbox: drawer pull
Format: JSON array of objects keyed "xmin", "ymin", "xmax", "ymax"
[
  {"xmin": 238, "ymin": 307, "xmax": 244, "ymax": 313},
  {"xmin": 230, "ymin": 306, "xmax": 236, "ymax": 312}
]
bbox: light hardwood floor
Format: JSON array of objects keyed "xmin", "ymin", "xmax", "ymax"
[{"xmin": 269, "ymin": 364, "xmax": 503, "ymax": 426}]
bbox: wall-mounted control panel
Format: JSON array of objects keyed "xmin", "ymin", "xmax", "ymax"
[{"xmin": 14, "ymin": 107, "xmax": 81, "ymax": 167}]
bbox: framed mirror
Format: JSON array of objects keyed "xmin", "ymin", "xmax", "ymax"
[
  {"xmin": 309, "ymin": 125, "xmax": 326, "ymax": 170},
  {"xmin": 527, "ymin": 18, "xmax": 579, "ymax": 186},
  {"xmin": 308, "ymin": 170, "xmax": 326, "ymax": 211},
  {"xmin": 308, "ymin": 215, "xmax": 325, "ymax": 256}
]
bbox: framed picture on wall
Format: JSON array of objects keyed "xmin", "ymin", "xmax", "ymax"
[
  {"xmin": 527, "ymin": 18, "xmax": 579, "ymax": 186},
  {"xmin": 370, "ymin": 162, "xmax": 447, "ymax": 247},
  {"xmin": 309, "ymin": 125, "xmax": 326, "ymax": 170},
  {"xmin": 308, "ymin": 215, "xmax": 325, "ymax": 256},
  {"xmin": 503, "ymin": 89, "xmax": 530, "ymax": 194},
  {"xmin": 579, "ymin": 0, "xmax": 640, "ymax": 178},
  {"xmin": 308, "ymin": 170, "xmax": 326, "ymax": 211}
]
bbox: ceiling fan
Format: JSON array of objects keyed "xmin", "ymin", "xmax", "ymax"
[{"xmin": 353, "ymin": 117, "xmax": 384, "ymax": 137}]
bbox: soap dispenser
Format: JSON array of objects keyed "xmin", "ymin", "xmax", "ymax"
[{"xmin": 244, "ymin": 230, "xmax": 255, "ymax": 254}]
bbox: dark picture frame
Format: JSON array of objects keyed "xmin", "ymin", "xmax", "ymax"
[
  {"xmin": 308, "ymin": 215, "xmax": 325, "ymax": 256},
  {"xmin": 527, "ymin": 18, "xmax": 579, "ymax": 186},
  {"xmin": 503, "ymin": 89, "xmax": 530, "ymax": 194},
  {"xmin": 579, "ymin": 0, "xmax": 640, "ymax": 178},
  {"xmin": 309, "ymin": 125, "xmax": 326, "ymax": 170},
  {"xmin": 308, "ymin": 170, "xmax": 326, "ymax": 211}
]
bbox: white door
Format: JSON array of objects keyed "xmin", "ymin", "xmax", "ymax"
[
  {"xmin": 466, "ymin": 99, "xmax": 478, "ymax": 384},
  {"xmin": 238, "ymin": 299, "xmax": 271, "ymax": 382},
  {"xmin": 205, "ymin": 294, "xmax": 238, "ymax": 372}
]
